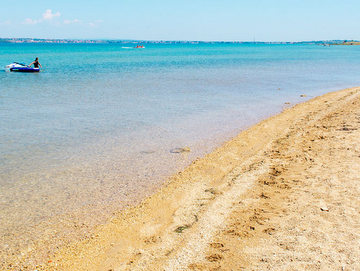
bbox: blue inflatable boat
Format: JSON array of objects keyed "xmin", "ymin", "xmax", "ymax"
[{"xmin": 6, "ymin": 62, "xmax": 40, "ymax": 73}]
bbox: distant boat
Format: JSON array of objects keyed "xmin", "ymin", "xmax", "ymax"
[
  {"xmin": 5, "ymin": 62, "xmax": 40, "ymax": 73},
  {"xmin": 134, "ymin": 45, "xmax": 145, "ymax": 49}
]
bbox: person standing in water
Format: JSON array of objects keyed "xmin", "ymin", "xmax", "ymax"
[{"xmin": 28, "ymin": 57, "xmax": 42, "ymax": 69}]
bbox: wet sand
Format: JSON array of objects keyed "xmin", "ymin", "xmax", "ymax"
[{"xmin": 10, "ymin": 87, "xmax": 360, "ymax": 270}]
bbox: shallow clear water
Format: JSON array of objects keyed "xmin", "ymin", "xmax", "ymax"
[{"xmin": 1, "ymin": 42, "xmax": 360, "ymax": 262}]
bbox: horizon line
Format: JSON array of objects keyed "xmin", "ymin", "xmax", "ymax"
[{"xmin": 1, "ymin": 37, "xmax": 359, "ymax": 43}]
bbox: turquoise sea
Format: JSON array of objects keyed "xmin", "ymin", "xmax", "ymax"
[{"xmin": 1, "ymin": 42, "xmax": 360, "ymax": 265}]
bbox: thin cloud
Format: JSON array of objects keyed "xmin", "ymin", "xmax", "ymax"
[
  {"xmin": 23, "ymin": 9, "xmax": 61, "ymax": 25},
  {"xmin": 22, "ymin": 9, "xmax": 101, "ymax": 28},
  {"xmin": 88, "ymin": 20, "xmax": 103, "ymax": 27},
  {"xmin": 43, "ymin": 9, "xmax": 61, "ymax": 20},
  {"xmin": 23, "ymin": 18, "xmax": 39, "ymax": 25}
]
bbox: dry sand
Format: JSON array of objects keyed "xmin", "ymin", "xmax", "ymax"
[{"xmin": 26, "ymin": 87, "xmax": 360, "ymax": 270}]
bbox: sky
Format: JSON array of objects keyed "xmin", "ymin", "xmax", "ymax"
[{"xmin": 0, "ymin": 0, "xmax": 359, "ymax": 41}]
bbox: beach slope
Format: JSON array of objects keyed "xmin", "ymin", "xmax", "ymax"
[{"xmin": 45, "ymin": 87, "xmax": 360, "ymax": 270}]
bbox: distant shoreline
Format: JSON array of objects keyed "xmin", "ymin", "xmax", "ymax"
[
  {"xmin": 0, "ymin": 38, "xmax": 359, "ymax": 45},
  {"xmin": 333, "ymin": 41, "xmax": 360, "ymax": 45}
]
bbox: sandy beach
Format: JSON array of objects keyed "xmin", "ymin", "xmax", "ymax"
[{"xmin": 18, "ymin": 87, "xmax": 359, "ymax": 270}]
